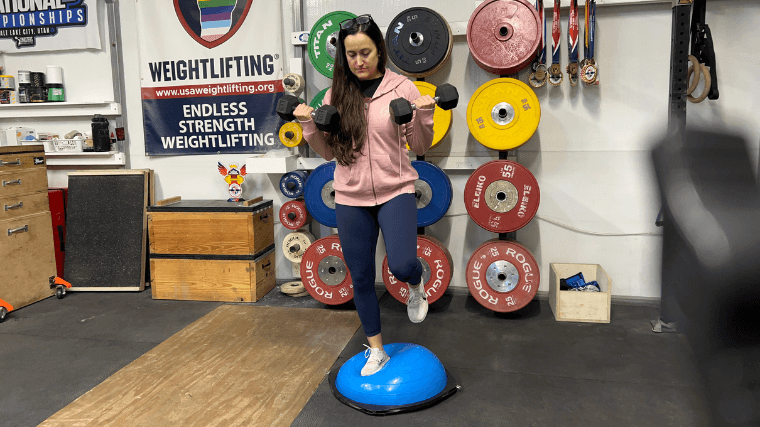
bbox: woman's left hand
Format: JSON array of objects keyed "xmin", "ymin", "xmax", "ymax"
[{"xmin": 414, "ymin": 95, "xmax": 436, "ymax": 110}]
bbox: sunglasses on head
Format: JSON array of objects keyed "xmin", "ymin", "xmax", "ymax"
[{"xmin": 339, "ymin": 14, "xmax": 373, "ymax": 30}]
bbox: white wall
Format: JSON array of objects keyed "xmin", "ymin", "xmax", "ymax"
[
  {"xmin": 0, "ymin": 0, "xmax": 118, "ymax": 187},
  {"xmin": 23, "ymin": 0, "xmax": 759, "ymax": 299}
]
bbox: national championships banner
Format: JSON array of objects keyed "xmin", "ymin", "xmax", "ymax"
[
  {"xmin": 0, "ymin": 0, "xmax": 101, "ymax": 52},
  {"xmin": 136, "ymin": 0, "xmax": 285, "ymax": 156}
]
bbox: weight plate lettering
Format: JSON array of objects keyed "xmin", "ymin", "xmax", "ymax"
[
  {"xmin": 310, "ymin": 87, "xmax": 329, "ymax": 110},
  {"xmin": 283, "ymin": 230, "xmax": 315, "ymax": 263},
  {"xmin": 382, "ymin": 235, "xmax": 453, "ymax": 305},
  {"xmin": 279, "ymin": 122, "xmax": 304, "ymax": 148},
  {"xmin": 300, "ymin": 235, "xmax": 354, "ymax": 305},
  {"xmin": 280, "ymin": 199, "xmax": 311, "ymax": 230},
  {"xmin": 280, "ymin": 170, "xmax": 309, "ymax": 198},
  {"xmin": 466, "ymin": 239, "xmax": 539, "ymax": 312},
  {"xmin": 304, "ymin": 162, "xmax": 337, "ymax": 228},
  {"xmin": 386, "ymin": 7, "xmax": 453, "ymax": 78},
  {"xmin": 414, "ymin": 81, "xmax": 451, "ymax": 148},
  {"xmin": 412, "ymin": 160, "xmax": 452, "ymax": 227},
  {"xmin": 467, "ymin": 78, "xmax": 541, "ymax": 150},
  {"xmin": 308, "ymin": 11, "xmax": 356, "ymax": 78},
  {"xmin": 465, "ymin": 160, "xmax": 540, "ymax": 233},
  {"xmin": 467, "ymin": 0, "xmax": 542, "ymax": 75},
  {"xmin": 281, "ymin": 281, "xmax": 306, "ymax": 295}
]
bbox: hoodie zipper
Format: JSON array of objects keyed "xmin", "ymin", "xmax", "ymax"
[{"xmin": 365, "ymin": 98, "xmax": 377, "ymax": 204}]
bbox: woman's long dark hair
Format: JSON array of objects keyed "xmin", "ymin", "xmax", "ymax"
[{"xmin": 326, "ymin": 18, "xmax": 387, "ymax": 166}]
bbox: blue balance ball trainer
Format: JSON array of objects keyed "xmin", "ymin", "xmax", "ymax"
[{"xmin": 331, "ymin": 343, "xmax": 458, "ymax": 414}]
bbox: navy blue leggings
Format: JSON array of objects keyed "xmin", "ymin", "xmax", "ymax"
[{"xmin": 335, "ymin": 193, "xmax": 422, "ymax": 338}]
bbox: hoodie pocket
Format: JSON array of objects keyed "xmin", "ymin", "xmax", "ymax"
[{"xmin": 371, "ymin": 154, "xmax": 401, "ymax": 195}]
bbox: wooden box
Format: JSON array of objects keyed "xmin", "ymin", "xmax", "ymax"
[
  {"xmin": 148, "ymin": 199, "xmax": 274, "ymax": 256},
  {"xmin": 548, "ymin": 263, "xmax": 612, "ymax": 323},
  {"xmin": 147, "ymin": 199, "xmax": 276, "ymax": 302}
]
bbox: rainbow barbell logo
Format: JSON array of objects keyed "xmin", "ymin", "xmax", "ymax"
[{"xmin": 174, "ymin": 0, "xmax": 252, "ymax": 48}]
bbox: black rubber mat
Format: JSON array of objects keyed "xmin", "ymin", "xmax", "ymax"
[{"xmin": 292, "ymin": 292, "xmax": 712, "ymax": 426}]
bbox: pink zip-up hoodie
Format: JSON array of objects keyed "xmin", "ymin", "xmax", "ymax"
[{"xmin": 299, "ymin": 70, "xmax": 435, "ymax": 207}]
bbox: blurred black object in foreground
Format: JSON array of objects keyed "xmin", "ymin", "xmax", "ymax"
[{"xmin": 652, "ymin": 129, "xmax": 760, "ymax": 427}]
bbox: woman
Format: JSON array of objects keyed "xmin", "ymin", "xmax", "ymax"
[{"xmin": 295, "ymin": 14, "xmax": 436, "ymax": 376}]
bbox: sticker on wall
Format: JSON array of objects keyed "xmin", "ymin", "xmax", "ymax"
[
  {"xmin": 174, "ymin": 0, "xmax": 253, "ymax": 49},
  {"xmin": 218, "ymin": 162, "xmax": 247, "ymax": 201}
]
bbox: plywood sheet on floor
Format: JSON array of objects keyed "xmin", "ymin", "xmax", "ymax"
[{"xmin": 40, "ymin": 305, "xmax": 361, "ymax": 427}]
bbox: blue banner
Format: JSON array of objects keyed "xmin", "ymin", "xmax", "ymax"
[{"xmin": 142, "ymin": 88, "xmax": 285, "ymax": 156}]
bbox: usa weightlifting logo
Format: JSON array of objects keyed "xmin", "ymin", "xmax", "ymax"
[
  {"xmin": 174, "ymin": 0, "xmax": 252, "ymax": 48},
  {"xmin": 0, "ymin": 0, "xmax": 88, "ymax": 48}
]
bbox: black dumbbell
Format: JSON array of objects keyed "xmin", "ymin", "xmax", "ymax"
[
  {"xmin": 276, "ymin": 95, "xmax": 340, "ymax": 133},
  {"xmin": 389, "ymin": 83, "xmax": 459, "ymax": 125}
]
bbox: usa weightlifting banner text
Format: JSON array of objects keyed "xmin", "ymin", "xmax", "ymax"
[
  {"xmin": 142, "ymin": 82, "xmax": 284, "ymax": 155},
  {"xmin": 148, "ymin": 54, "xmax": 277, "ymax": 82}
]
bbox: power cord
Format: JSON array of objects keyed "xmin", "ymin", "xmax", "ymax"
[{"xmin": 437, "ymin": 212, "xmax": 662, "ymax": 237}]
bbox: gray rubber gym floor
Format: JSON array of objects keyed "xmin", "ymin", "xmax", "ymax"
[{"xmin": 0, "ymin": 286, "xmax": 711, "ymax": 427}]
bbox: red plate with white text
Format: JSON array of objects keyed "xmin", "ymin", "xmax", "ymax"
[
  {"xmin": 465, "ymin": 160, "xmax": 540, "ymax": 233},
  {"xmin": 381, "ymin": 235, "xmax": 453, "ymax": 305},
  {"xmin": 466, "ymin": 239, "xmax": 539, "ymax": 312}
]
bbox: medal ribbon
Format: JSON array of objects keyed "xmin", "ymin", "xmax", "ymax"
[
  {"xmin": 551, "ymin": 0, "xmax": 561, "ymax": 65},
  {"xmin": 536, "ymin": 0, "xmax": 546, "ymax": 64},
  {"xmin": 584, "ymin": 0, "xmax": 595, "ymax": 61},
  {"xmin": 567, "ymin": 0, "xmax": 579, "ymax": 64}
]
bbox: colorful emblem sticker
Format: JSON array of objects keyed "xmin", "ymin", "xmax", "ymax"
[{"xmin": 218, "ymin": 162, "xmax": 247, "ymax": 201}]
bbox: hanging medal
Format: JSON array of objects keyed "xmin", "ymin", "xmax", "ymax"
[
  {"xmin": 580, "ymin": 0, "xmax": 597, "ymax": 85},
  {"xmin": 529, "ymin": 0, "xmax": 548, "ymax": 87},
  {"xmin": 566, "ymin": 0, "xmax": 579, "ymax": 86},
  {"xmin": 548, "ymin": 0, "xmax": 563, "ymax": 86}
]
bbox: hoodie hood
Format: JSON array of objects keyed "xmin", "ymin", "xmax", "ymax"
[{"xmin": 371, "ymin": 70, "xmax": 409, "ymax": 99}]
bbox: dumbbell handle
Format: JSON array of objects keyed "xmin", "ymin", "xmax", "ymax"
[{"xmin": 410, "ymin": 96, "xmax": 442, "ymax": 111}]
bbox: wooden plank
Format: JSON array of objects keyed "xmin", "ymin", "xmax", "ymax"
[
  {"xmin": 148, "ymin": 169, "xmax": 156, "ymax": 206},
  {"xmin": 139, "ymin": 173, "xmax": 148, "ymax": 291},
  {"xmin": 42, "ymin": 305, "xmax": 361, "ymax": 427},
  {"xmin": 243, "ymin": 196, "xmax": 263, "ymax": 206},
  {"xmin": 68, "ymin": 170, "xmax": 148, "ymax": 176},
  {"xmin": 156, "ymin": 196, "xmax": 180, "ymax": 206},
  {"xmin": 0, "ymin": 191, "xmax": 49, "ymax": 222},
  {"xmin": 0, "ymin": 211, "xmax": 56, "ymax": 309}
]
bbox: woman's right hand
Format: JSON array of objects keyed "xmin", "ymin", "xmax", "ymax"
[{"xmin": 293, "ymin": 104, "xmax": 314, "ymax": 121}]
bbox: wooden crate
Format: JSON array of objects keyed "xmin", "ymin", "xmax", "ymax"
[
  {"xmin": 148, "ymin": 199, "xmax": 274, "ymax": 256},
  {"xmin": 147, "ymin": 198, "xmax": 276, "ymax": 302},
  {"xmin": 548, "ymin": 263, "xmax": 612, "ymax": 323},
  {"xmin": 150, "ymin": 245, "xmax": 276, "ymax": 302}
]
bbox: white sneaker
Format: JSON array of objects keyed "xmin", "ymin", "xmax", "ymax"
[
  {"xmin": 361, "ymin": 345, "xmax": 390, "ymax": 376},
  {"xmin": 407, "ymin": 283, "xmax": 428, "ymax": 323}
]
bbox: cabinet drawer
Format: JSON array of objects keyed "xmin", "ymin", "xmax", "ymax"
[
  {"xmin": 0, "ymin": 191, "xmax": 49, "ymax": 222},
  {"xmin": 0, "ymin": 151, "xmax": 46, "ymax": 171},
  {"xmin": 0, "ymin": 211, "xmax": 56, "ymax": 310},
  {"xmin": 0, "ymin": 168, "xmax": 48, "ymax": 197}
]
